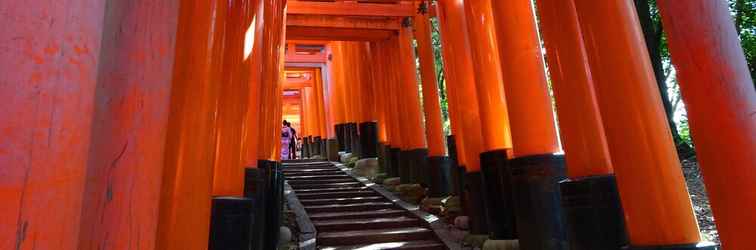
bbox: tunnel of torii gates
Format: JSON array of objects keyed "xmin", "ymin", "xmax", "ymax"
[{"xmin": 1, "ymin": 0, "xmax": 755, "ymax": 250}]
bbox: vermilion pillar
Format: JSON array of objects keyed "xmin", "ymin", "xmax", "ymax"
[
  {"xmin": 490, "ymin": 0, "xmax": 559, "ymax": 157},
  {"xmin": 436, "ymin": 0, "xmax": 486, "ymax": 171},
  {"xmin": 370, "ymin": 43, "xmax": 389, "ymax": 144},
  {"xmin": 156, "ymin": 0, "xmax": 227, "ymax": 249},
  {"xmin": 397, "ymin": 26, "xmax": 432, "ymax": 184},
  {"xmin": 437, "ymin": 0, "xmax": 493, "ymax": 235},
  {"xmin": 436, "ymin": 1, "xmax": 470, "ymax": 166},
  {"xmin": 489, "ymin": 0, "xmax": 567, "ymax": 245},
  {"xmin": 243, "ymin": 1, "xmax": 264, "ymax": 167},
  {"xmin": 573, "ymin": 0, "xmax": 704, "ymax": 247},
  {"xmin": 77, "ymin": 1, "xmax": 179, "ymax": 250},
  {"xmin": 658, "ymin": 1, "xmax": 756, "ymax": 249},
  {"xmin": 257, "ymin": 0, "xmax": 287, "ymax": 161},
  {"xmin": 325, "ymin": 42, "xmax": 349, "ymax": 159},
  {"xmin": 314, "ymin": 69, "xmax": 328, "ymax": 138},
  {"xmin": 0, "ymin": 1, "xmax": 106, "ymax": 249},
  {"xmin": 358, "ymin": 42, "xmax": 377, "ymax": 123},
  {"xmin": 536, "ymin": 0, "xmax": 613, "ymax": 178},
  {"xmin": 397, "ymin": 27, "xmax": 428, "ymax": 151},
  {"xmin": 463, "ymin": 0, "xmax": 513, "ymax": 153},
  {"xmin": 414, "ymin": 3, "xmax": 446, "ymax": 158},
  {"xmin": 214, "ymin": 0, "xmax": 249, "ymax": 196},
  {"xmin": 536, "ymin": 0, "xmax": 624, "ymax": 249}
]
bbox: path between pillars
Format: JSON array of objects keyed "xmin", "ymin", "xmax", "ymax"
[{"xmin": 283, "ymin": 160, "xmax": 455, "ymax": 250}]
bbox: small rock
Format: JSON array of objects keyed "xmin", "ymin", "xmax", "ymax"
[
  {"xmin": 395, "ymin": 184, "xmax": 426, "ymax": 204},
  {"xmin": 483, "ymin": 239, "xmax": 519, "ymax": 250},
  {"xmin": 454, "ymin": 216, "xmax": 470, "ymax": 230},
  {"xmin": 353, "ymin": 158, "xmax": 379, "ymax": 179},
  {"xmin": 463, "ymin": 234, "xmax": 488, "ymax": 248}
]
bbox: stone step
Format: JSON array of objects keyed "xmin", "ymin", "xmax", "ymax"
[
  {"xmin": 299, "ymin": 196, "xmax": 386, "ymax": 206},
  {"xmin": 313, "ymin": 216, "xmax": 422, "ymax": 232},
  {"xmin": 288, "ymin": 182, "xmax": 363, "ymax": 189},
  {"xmin": 295, "ymin": 190, "xmax": 377, "ymax": 199},
  {"xmin": 317, "ymin": 227, "xmax": 436, "ymax": 246},
  {"xmin": 293, "ymin": 186, "xmax": 370, "ymax": 194},
  {"xmin": 283, "ymin": 167, "xmax": 338, "ymax": 172},
  {"xmin": 304, "ymin": 202, "xmax": 395, "ymax": 213},
  {"xmin": 285, "ymin": 174, "xmax": 349, "ymax": 179},
  {"xmin": 287, "ymin": 178, "xmax": 356, "ymax": 185},
  {"xmin": 308, "ymin": 209, "xmax": 409, "ymax": 221},
  {"xmin": 284, "ymin": 170, "xmax": 346, "ymax": 178},
  {"xmin": 318, "ymin": 240, "xmax": 446, "ymax": 250}
]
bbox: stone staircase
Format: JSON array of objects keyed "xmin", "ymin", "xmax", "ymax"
[{"xmin": 283, "ymin": 161, "xmax": 448, "ymax": 250}]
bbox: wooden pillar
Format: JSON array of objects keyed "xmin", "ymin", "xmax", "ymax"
[
  {"xmin": 304, "ymin": 87, "xmax": 318, "ymax": 136},
  {"xmin": 436, "ymin": 0, "xmax": 485, "ymax": 171},
  {"xmin": 433, "ymin": 2, "xmax": 465, "ymax": 161},
  {"xmin": 377, "ymin": 41, "xmax": 405, "ymax": 149},
  {"xmin": 437, "ymin": 0, "xmax": 492, "ymax": 235},
  {"xmin": 573, "ymin": 0, "xmax": 703, "ymax": 247},
  {"xmin": 326, "ymin": 42, "xmax": 347, "ymax": 132},
  {"xmin": 257, "ymin": 0, "xmax": 287, "ymax": 161},
  {"xmin": 243, "ymin": 0, "xmax": 265, "ymax": 166},
  {"xmin": 397, "ymin": 25, "xmax": 428, "ymax": 150},
  {"xmin": 536, "ymin": 0, "xmax": 613, "ymax": 178},
  {"xmin": 359, "ymin": 42, "xmax": 377, "ymax": 123},
  {"xmin": 414, "ymin": 1, "xmax": 447, "ymax": 157},
  {"xmin": 77, "ymin": 1, "xmax": 179, "ymax": 249},
  {"xmin": 658, "ymin": 1, "xmax": 756, "ymax": 249},
  {"xmin": 0, "ymin": 1, "xmax": 106, "ymax": 249},
  {"xmin": 214, "ymin": 0, "xmax": 249, "ymax": 196},
  {"xmin": 156, "ymin": 0, "xmax": 228, "ymax": 249},
  {"xmin": 342, "ymin": 42, "xmax": 360, "ymax": 123},
  {"xmin": 370, "ymin": 42, "xmax": 389, "ymax": 144},
  {"xmin": 490, "ymin": 0, "xmax": 559, "ymax": 157},
  {"xmin": 463, "ymin": 0, "xmax": 513, "ymax": 154},
  {"xmin": 313, "ymin": 69, "xmax": 328, "ymax": 138}
]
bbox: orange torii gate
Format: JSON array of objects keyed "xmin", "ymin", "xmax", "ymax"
[{"xmin": 1, "ymin": 0, "xmax": 753, "ymax": 249}]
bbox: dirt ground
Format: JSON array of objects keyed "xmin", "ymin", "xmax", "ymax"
[{"xmin": 681, "ymin": 159, "xmax": 720, "ymax": 244}]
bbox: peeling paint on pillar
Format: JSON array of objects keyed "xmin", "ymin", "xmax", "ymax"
[{"xmin": 0, "ymin": 1, "xmax": 107, "ymax": 250}]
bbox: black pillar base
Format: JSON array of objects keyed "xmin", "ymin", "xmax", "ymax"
[
  {"xmin": 464, "ymin": 171, "xmax": 489, "ymax": 235},
  {"xmin": 351, "ymin": 123, "xmax": 361, "ymax": 157},
  {"xmin": 313, "ymin": 136, "xmax": 322, "ymax": 156},
  {"xmin": 454, "ymin": 164, "xmax": 466, "ymax": 198},
  {"xmin": 427, "ymin": 156, "xmax": 452, "ymax": 197},
  {"xmin": 389, "ymin": 147, "xmax": 401, "ymax": 178},
  {"xmin": 327, "ymin": 139, "xmax": 340, "ymax": 161},
  {"xmin": 359, "ymin": 122, "xmax": 378, "ymax": 159},
  {"xmin": 209, "ymin": 197, "xmax": 253, "ymax": 250},
  {"xmin": 378, "ymin": 143, "xmax": 388, "ymax": 173},
  {"xmin": 244, "ymin": 161, "xmax": 274, "ymax": 250},
  {"xmin": 509, "ymin": 154, "xmax": 568, "ymax": 250},
  {"xmin": 561, "ymin": 175, "xmax": 627, "ymax": 250},
  {"xmin": 318, "ymin": 137, "xmax": 326, "ymax": 157},
  {"xmin": 623, "ymin": 243, "xmax": 718, "ymax": 250},
  {"xmin": 344, "ymin": 123, "xmax": 354, "ymax": 153},
  {"xmin": 250, "ymin": 161, "xmax": 282, "ymax": 250},
  {"xmin": 479, "ymin": 150, "xmax": 517, "ymax": 240},
  {"xmin": 398, "ymin": 150, "xmax": 411, "ymax": 183},
  {"xmin": 303, "ymin": 137, "xmax": 311, "ymax": 158},
  {"xmin": 335, "ymin": 124, "xmax": 346, "ymax": 151},
  {"xmin": 400, "ymin": 149, "xmax": 429, "ymax": 185}
]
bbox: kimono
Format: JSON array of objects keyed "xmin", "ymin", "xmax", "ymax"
[{"xmin": 281, "ymin": 126, "xmax": 292, "ymax": 160}]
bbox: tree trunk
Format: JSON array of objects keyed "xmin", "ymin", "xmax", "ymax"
[{"xmin": 634, "ymin": 0, "xmax": 695, "ymax": 158}]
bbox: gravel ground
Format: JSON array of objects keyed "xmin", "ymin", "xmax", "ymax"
[{"xmin": 681, "ymin": 159, "xmax": 720, "ymax": 244}]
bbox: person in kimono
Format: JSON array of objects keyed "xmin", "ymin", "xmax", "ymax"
[{"xmin": 281, "ymin": 120, "xmax": 293, "ymax": 160}]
